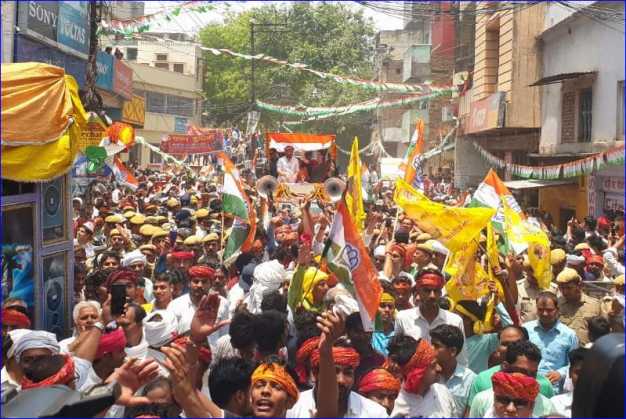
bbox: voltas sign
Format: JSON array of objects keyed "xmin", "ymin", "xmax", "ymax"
[{"xmin": 18, "ymin": 1, "xmax": 90, "ymax": 59}]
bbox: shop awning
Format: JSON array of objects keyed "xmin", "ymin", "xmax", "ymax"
[
  {"xmin": 529, "ymin": 71, "xmax": 596, "ymax": 87},
  {"xmin": 504, "ymin": 179, "xmax": 576, "ymax": 190}
]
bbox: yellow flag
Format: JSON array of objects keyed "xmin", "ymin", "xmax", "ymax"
[
  {"xmin": 501, "ymin": 197, "xmax": 552, "ymax": 289},
  {"xmin": 394, "ymin": 179, "xmax": 495, "ymax": 252},
  {"xmin": 486, "ymin": 222, "xmax": 500, "ymax": 281},
  {"xmin": 346, "ymin": 137, "xmax": 365, "ymax": 231}
]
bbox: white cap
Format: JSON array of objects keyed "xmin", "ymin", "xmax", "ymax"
[{"xmin": 374, "ymin": 245, "xmax": 386, "ymax": 258}]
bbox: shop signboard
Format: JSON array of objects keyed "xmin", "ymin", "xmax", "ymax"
[
  {"xmin": 96, "ymin": 51, "xmax": 114, "ymax": 91},
  {"xmin": 122, "ymin": 95, "xmax": 145, "ymax": 127},
  {"xmin": 161, "ymin": 131, "xmax": 224, "ymax": 155},
  {"xmin": 465, "ymin": 91, "xmax": 506, "ymax": 134},
  {"xmin": 17, "ymin": 1, "xmax": 90, "ymax": 59},
  {"xmin": 113, "ymin": 59, "xmax": 133, "ymax": 99}
]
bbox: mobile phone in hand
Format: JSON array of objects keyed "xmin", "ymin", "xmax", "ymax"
[{"xmin": 110, "ymin": 283, "xmax": 126, "ymax": 317}]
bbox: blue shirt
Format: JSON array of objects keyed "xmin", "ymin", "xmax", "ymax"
[
  {"xmin": 442, "ymin": 362, "xmax": 476, "ymax": 417},
  {"xmin": 371, "ymin": 329, "xmax": 394, "ymax": 356},
  {"xmin": 465, "ymin": 332, "xmax": 499, "ymax": 374},
  {"xmin": 524, "ymin": 320, "xmax": 579, "ymax": 393}
]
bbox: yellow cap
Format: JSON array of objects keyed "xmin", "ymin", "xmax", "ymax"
[
  {"xmin": 139, "ymin": 224, "xmax": 156, "ymax": 236},
  {"xmin": 105, "ymin": 214, "xmax": 126, "ymax": 224},
  {"xmin": 155, "ymin": 215, "xmax": 168, "ymax": 224},
  {"xmin": 151, "ymin": 228, "xmax": 168, "ymax": 240},
  {"xmin": 123, "ymin": 210, "xmax": 136, "ymax": 219},
  {"xmin": 139, "ymin": 244, "xmax": 157, "ymax": 252},
  {"xmin": 144, "ymin": 216, "xmax": 158, "ymax": 225},
  {"xmin": 184, "ymin": 235, "xmax": 201, "ymax": 246},
  {"xmin": 109, "ymin": 228, "xmax": 122, "ymax": 237},
  {"xmin": 130, "ymin": 214, "xmax": 146, "ymax": 225},
  {"xmin": 162, "ymin": 223, "xmax": 172, "ymax": 231},
  {"xmin": 416, "ymin": 241, "xmax": 436, "ymax": 254},
  {"xmin": 550, "ymin": 249, "xmax": 566, "ymax": 265},
  {"xmin": 167, "ymin": 198, "xmax": 179, "ymax": 208},
  {"xmin": 574, "ymin": 243, "xmax": 590, "ymax": 251},
  {"xmin": 416, "ymin": 233, "xmax": 432, "ymax": 242},
  {"xmin": 556, "ymin": 267, "xmax": 582, "ymax": 284},
  {"xmin": 203, "ymin": 232, "xmax": 220, "ymax": 242},
  {"xmin": 191, "ymin": 195, "xmax": 199, "ymax": 204},
  {"xmin": 614, "ymin": 274, "xmax": 625, "ymax": 286},
  {"xmin": 195, "ymin": 208, "xmax": 209, "ymax": 219}
]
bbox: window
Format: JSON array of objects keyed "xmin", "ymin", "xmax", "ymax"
[
  {"xmin": 618, "ymin": 81, "xmax": 624, "ymax": 140},
  {"xmin": 146, "ymin": 92, "xmax": 166, "ymax": 113},
  {"xmin": 154, "ymin": 62, "xmax": 169, "ymax": 70},
  {"xmin": 126, "ymin": 47, "xmax": 137, "ymax": 60},
  {"xmin": 155, "ymin": 53, "xmax": 168, "ymax": 61},
  {"xmin": 484, "ymin": 16, "xmax": 500, "ymax": 93},
  {"xmin": 150, "ymin": 149, "xmax": 162, "ymax": 164},
  {"xmin": 167, "ymin": 95, "xmax": 194, "ymax": 117},
  {"xmin": 578, "ymin": 88, "xmax": 592, "ymax": 142},
  {"xmin": 173, "ymin": 63, "xmax": 184, "ymax": 73}
]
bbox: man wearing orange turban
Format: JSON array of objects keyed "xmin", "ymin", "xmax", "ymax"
[
  {"xmin": 249, "ymin": 361, "xmax": 299, "ymax": 417},
  {"xmin": 387, "ymin": 335, "xmax": 456, "ymax": 417},
  {"xmin": 357, "ymin": 368, "xmax": 401, "ymax": 414}
]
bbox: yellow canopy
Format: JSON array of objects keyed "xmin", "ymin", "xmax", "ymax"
[{"xmin": 1, "ymin": 63, "xmax": 88, "ymax": 181}]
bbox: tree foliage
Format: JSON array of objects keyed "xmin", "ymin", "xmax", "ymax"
[{"xmin": 199, "ymin": 2, "xmax": 377, "ymax": 161}]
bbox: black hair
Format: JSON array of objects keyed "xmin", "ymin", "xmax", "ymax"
[
  {"xmin": 387, "ymin": 334, "xmax": 419, "ymax": 367},
  {"xmin": 126, "ymin": 303, "xmax": 147, "ymax": 325},
  {"xmin": 394, "ymin": 230, "xmax": 410, "ymax": 244},
  {"xmin": 497, "ymin": 325, "xmax": 530, "ymax": 341},
  {"xmin": 587, "ymin": 316, "xmax": 611, "ymax": 342},
  {"xmin": 569, "ymin": 347, "xmax": 588, "ymax": 366},
  {"xmin": 294, "ymin": 310, "xmax": 321, "ymax": 348},
  {"xmin": 208, "ymin": 357, "xmax": 256, "ymax": 408},
  {"xmin": 504, "ymin": 340, "xmax": 542, "ymax": 365},
  {"xmin": 154, "ymin": 272, "xmax": 173, "ymax": 285},
  {"xmin": 254, "ymin": 310, "xmax": 287, "ymax": 354},
  {"xmin": 587, "ymin": 235, "xmax": 608, "ymax": 252},
  {"xmin": 229, "ymin": 310, "xmax": 257, "ymax": 351},
  {"xmin": 261, "ymin": 290, "xmax": 288, "ymax": 313},
  {"xmin": 572, "ymin": 227, "xmax": 586, "ymax": 243},
  {"xmin": 98, "ymin": 251, "xmax": 120, "ymax": 268},
  {"xmin": 345, "ymin": 312, "xmax": 364, "ymax": 333},
  {"xmin": 141, "ymin": 376, "xmax": 172, "ymax": 397},
  {"xmin": 430, "ymin": 324, "xmax": 464, "ymax": 354},
  {"xmin": 584, "ymin": 216, "xmax": 597, "ymax": 231},
  {"xmin": 536, "ymin": 291, "xmax": 559, "ymax": 307},
  {"xmin": 166, "ymin": 268, "xmax": 187, "ymax": 286},
  {"xmin": 270, "ymin": 246, "xmax": 291, "ymax": 263},
  {"xmin": 23, "ymin": 354, "xmax": 66, "ymax": 383},
  {"xmin": 124, "ymin": 403, "xmax": 181, "ymax": 418}
]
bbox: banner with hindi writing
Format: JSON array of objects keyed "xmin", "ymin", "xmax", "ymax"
[{"xmin": 160, "ymin": 130, "xmax": 224, "ymax": 154}]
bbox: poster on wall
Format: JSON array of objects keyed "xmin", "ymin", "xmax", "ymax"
[
  {"xmin": 2, "ymin": 205, "xmax": 35, "ymax": 316},
  {"xmin": 42, "ymin": 176, "xmax": 66, "ymax": 244},
  {"xmin": 42, "ymin": 252, "xmax": 67, "ymax": 338}
]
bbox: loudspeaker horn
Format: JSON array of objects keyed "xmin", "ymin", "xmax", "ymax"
[
  {"xmin": 256, "ymin": 175, "xmax": 278, "ymax": 198},
  {"xmin": 323, "ymin": 177, "xmax": 346, "ymax": 202}
]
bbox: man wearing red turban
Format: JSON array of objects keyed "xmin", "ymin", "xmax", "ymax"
[
  {"xmin": 170, "ymin": 250, "xmax": 195, "ymax": 270},
  {"xmin": 357, "ymin": 368, "xmax": 401, "ymax": 414},
  {"xmin": 386, "ymin": 335, "xmax": 456, "ymax": 417},
  {"xmin": 104, "ymin": 267, "xmax": 140, "ymax": 304},
  {"xmin": 21, "ymin": 354, "xmax": 75, "ymax": 390},
  {"xmin": 2, "ymin": 308, "xmax": 31, "ymax": 336},
  {"xmin": 490, "ymin": 371, "xmax": 539, "ymax": 418}
]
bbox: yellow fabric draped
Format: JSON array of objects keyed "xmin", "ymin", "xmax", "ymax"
[{"xmin": 2, "ymin": 63, "xmax": 87, "ymax": 181}]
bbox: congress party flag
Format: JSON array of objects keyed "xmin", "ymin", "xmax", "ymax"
[
  {"xmin": 109, "ymin": 156, "xmax": 138, "ymax": 190},
  {"xmin": 403, "ymin": 119, "xmax": 426, "ymax": 190},
  {"xmin": 323, "ymin": 199, "xmax": 382, "ymax": 331}
]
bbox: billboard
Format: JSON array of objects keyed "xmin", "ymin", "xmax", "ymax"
[
  {"xmin": 161, "ymin": 131, "xmax": 224, "ymax": 155},
  {"xmin": 122, "ymin": 95, "xmax": 146, "ymax": 127},
  {"xmin": 18, "ymin": 1, "xmax": 90, "ymax": 59},
  {"xmin": 465, "ymin": 91, "xmax": 506, "ymax": 134},
  {"xmin": 113, "ymin": 59, "xmax": 133, "ymax": 99},
  {"xmin": 96, "ymin": 51, "xmax": 113, "ymax": 91}
]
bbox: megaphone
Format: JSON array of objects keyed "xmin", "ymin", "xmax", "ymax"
[
  {"xmin": 324, "ymin": 177, "xmax": 346, "ymax": 202},
  {"xmin": 256, "ymin": 175, "xmax": 278, "ymax": 198}
]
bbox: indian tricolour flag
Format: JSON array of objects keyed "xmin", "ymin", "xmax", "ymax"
[
  {"xmin": 219, "ymin": 153, "xmax": 256, "ymax": 265},
  {"xmin": 323, "ymin": 200, "xmax": 382, "ymax": 331},
  {"xmin": 469, "ymin": 169, "xmax": 523, "ymax": 229},
  {"xmin": 108, "ymin": 156, "xmax": 138, "ymax": 190}
]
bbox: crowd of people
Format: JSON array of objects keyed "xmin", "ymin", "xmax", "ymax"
[{"xmin": 1, "ymin": 144, "xmax": 624, "ymax": 418}]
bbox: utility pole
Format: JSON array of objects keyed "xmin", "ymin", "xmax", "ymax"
[{"xmin": 84, "ymin": 0, "xmax": 103, "ymax": 113}]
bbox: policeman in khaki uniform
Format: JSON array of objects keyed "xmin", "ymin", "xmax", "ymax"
[{"xmin": 556, "ymin": 268, "xmax": 602, "ymax": 346}]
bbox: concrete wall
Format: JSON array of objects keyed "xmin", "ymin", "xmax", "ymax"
[
  {"xmin": 2, "ymin": 1, "xmax": 16, "ymax": 63},
  {"xmin": 129, "ymin": 61, "xmax": 202, "ymax": 94},
  {"xmin": 377, "ymin": 29, "xmax": 429, "ymax": 60},
  {"xmin": 539, "ymin": 3, "xmax": 625, "ymax": 154},
  {"xmin": 454, "ymin": 136, "xmax": 490, "ymax": 189}
]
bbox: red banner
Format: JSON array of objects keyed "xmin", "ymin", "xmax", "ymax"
[
  {"xmin": 113, "ymin": 59, "xmax": 133, "ymax": 99},
  {"xmin": 161, "ymin": 131, "xmax": 224, "ymax": 154}
]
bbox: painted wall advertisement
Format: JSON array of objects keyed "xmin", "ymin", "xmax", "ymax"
[
  {"xmin": 18, "ymin": 1, "xmax": 90, "ymax": 59},
  {"xmin": 465, "ymin": 91, "xmax": 506, "ymax": 134},
  {"xmin": 122, "ymin": 95, "xmax": 146, "ymax": 127}
]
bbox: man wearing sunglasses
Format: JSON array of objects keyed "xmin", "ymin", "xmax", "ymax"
[{"xmin": 467, "ymin": 340, "xmax": 556, "ymax": 417}]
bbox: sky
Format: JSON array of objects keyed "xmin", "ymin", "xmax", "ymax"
[{"xmin": 142, "ymin": 1, "xmax": 406, "ymax": 33}]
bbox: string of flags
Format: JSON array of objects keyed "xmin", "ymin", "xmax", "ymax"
[
  {"xmin": 472, "ymin": 141, "xmax": 625, "ymax": 179},
  {"xmin": 136, "ymin": 136, "xmax": 187, "ymax": 167}
]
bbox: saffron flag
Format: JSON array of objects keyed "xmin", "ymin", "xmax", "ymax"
[
  {"xmin": 346, "ymin": 137, "xmax": 366, "ymax": 232},
  {"xmin": 501, "ymin": 197, "xmax": 552, "ymax": 289},
  {"xmin": 219, "ymin": 152, "xmax": 256, "ymax": 265},
  {"xmin": 323, "ymin": 199, "xmax": 382, "ymax": 331},
  {"xmin": 403, "ymin": 119, "xmax": 425, "ymax": 190},
  {"xmin": 109, "ymin": 156, "xmax": 139, "ymax": 190},
  {"xmin": 469, "ymin": 169, "xmax": 523, "ymax": 227},
  {"xmin": 394, "ymin": 179, "xmax": 495, "ymax": 252}
]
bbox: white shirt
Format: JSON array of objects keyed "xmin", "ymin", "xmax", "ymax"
[
  {"xmin": 390, "ymin": 384, "xmax": 456, "ymax": 418},
  {"xmin": 125, "ymin": 334, "xmax": 148, "ymax": 359},
  {"xmin": 167, "ymin": 293, "xmax": 230, "ymax": 351},
  {"xmin": 394, "ymin": 306, "xmax": 468, "ymax": 366},
  {"xmin": 551, "ymin": 392, "xmax": 572, "ymax": 418},
  {"xmin": 287, "ymin": 389, "xmax": 388, "ymax": 418},
  {"xmin": 276, "ymin": 156, "xmax": 299, "ymax": 183}
]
